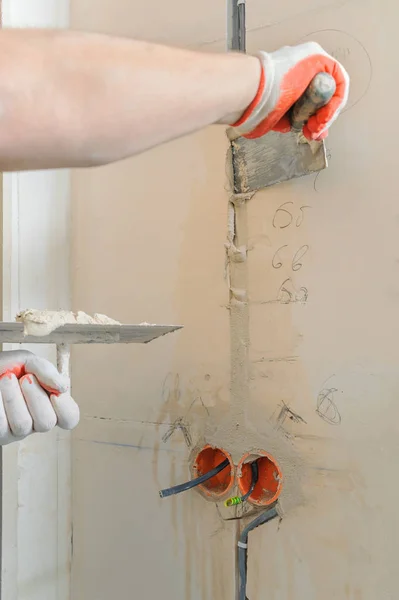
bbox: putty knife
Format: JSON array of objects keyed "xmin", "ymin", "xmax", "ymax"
[
  {"xmin": 228, "ymin": 0, "xmax": 336, "ymax": 193},
  {"xmin": 230, "ymin": 72, "xmax": 336, "ymax": 193}
]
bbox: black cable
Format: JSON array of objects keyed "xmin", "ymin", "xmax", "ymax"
[
  {"xmin": 159, "ymin": 458, "xmax": 230, "ymax": 499},
  {"xmin": 238, "ymin": 506, "xmax": 278, "ymax": 600},
  {"xmin": 225, "ymin": 459, "xmax": 259, "ymax": 507},
  {"xmin": 241, "ymin": 460, "xmax": 259, "ymax": 503}
]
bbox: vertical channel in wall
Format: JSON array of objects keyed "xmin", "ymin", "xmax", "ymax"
[
  {"xmin": 226, "ymin": 0, "xmax": 238, "ymax": 51},
  {"xmin": 226, "ymin": 193, "xmax": 251, "ymax": 429},
  {"xmin": 225, "ymin": 0, "xmax": 251, "ymax": 439},
  {"xmin": 226, "ymin": 3, "xmax": 252, "ymax": 598}
]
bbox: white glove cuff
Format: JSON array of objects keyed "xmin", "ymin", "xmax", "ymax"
[{"xmin": 231, "ymin": 51, "xmax": 275, "ymax": 137}]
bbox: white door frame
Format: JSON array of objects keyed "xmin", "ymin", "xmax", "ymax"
[{"xmin": 1, "ymin": 3, "xmax": 71, "ymax": 599}]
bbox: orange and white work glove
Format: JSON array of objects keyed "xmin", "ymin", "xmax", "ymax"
[
  {"xmin": 0, "ymin": 350, "xmax": 79, "ymax": 445},
  {"xmin": 230, "ymin": 41, "xmax": 349, "ymax": 141}
]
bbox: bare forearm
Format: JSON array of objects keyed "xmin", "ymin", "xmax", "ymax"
[{"xmin": 0, "ymin": 29, "xmax": 260, "ymax": 171}]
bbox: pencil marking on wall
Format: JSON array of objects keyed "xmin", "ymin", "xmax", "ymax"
[
  {"xmin": 316, "ymin": 378, "xmax": 342, "ymax": 425},
  {"xmin": 257, "ymin": 279, "xmax": 309, "ymax": 305},
  {"xmin": 265, "ymin": 201, "xmax": 311, "ymax": 303},
  {"xmin": 296, "ymin": 205, "xmax": 312, "ymax": 227},
  {"xmin": 253, "ymin": 355, "xmax": 298, "ymax": 364},
  {"xmin": 162, "ymin": 417, "xmax": 193, "ymax": 448},
  {"xmin": 273, "ymin": 202, "xmax": 294, "ymax": 229},
  {"xmin": 273, "ymin": 202, "xmax": 312, "ymax": 230},
  {"xmin": 272, "ymin": 244, "xmax": 309, "ymax": 271},
  {"xmin": 272, "ymin": 245, "xmax": 288, "ymax": 269},
  {"xmin": 239, "ymin": 1, "xmax": 354, "ymax": 39},
  {"xmin": 162, "ymin": 372, "xmax": 181, "ymax": 404},
  {"xmin": 276, "ymin": 401, "xmax": 307, "ymax": 430},
  {"xmin": 187, "ymin": 395, "xmax": 210, "ymax": 417},
  {"xmin": 78, "ymin": 439, "xmax": 183, "ymax": 453},
  {"xmin": 292, "ymin": 245, "xmax": 309, "ymax": 271},
  {"xmin": 277, "ymin": 278, "xmax": 309, "ymax": 304},
  {"xmin": 215, "ymin": 503, "xmax": 257, "ymax": 524}
]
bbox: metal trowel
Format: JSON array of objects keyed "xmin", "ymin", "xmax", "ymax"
[
  {"xmin": 228, "ymin": 0, "xmax": 336, "ymax": 193},
  {"xmin": 230, "ymin": 72, "xmax": 336, "ymax": 193}
]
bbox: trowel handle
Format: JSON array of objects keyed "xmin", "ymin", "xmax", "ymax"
[
  {"xmin": 290, "ymin": 72, "xmax": 336, "ymax": 133},
  {"xmin": 56, "ymin": 343, "xmax": 71, "ymax": 380}
]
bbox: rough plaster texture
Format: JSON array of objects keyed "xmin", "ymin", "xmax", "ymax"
[{"xmin": 71, "ymin": 0, "xmax": 398, "ymax": 598}]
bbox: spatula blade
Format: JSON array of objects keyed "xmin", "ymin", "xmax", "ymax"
[{"xmin": 231, "ymin": 131, "xmax": 328, "ymax": 193}]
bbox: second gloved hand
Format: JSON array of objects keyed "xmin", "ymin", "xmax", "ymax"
[
  {"xmin": 229, "ymin": 41, "xmax": 350, "ymax": 141},
  {"xmin": 0, "ymin": 350, "xmax": 79, "ymax": 445}
]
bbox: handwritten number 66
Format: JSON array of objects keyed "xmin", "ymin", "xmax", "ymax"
[
  {"xmin": 272, "ymin": 245, "xmax": 309, "ymax": 271},
  {"xmin": 272, "ymin": 202, "xmax": 311, "ymax": 229}
]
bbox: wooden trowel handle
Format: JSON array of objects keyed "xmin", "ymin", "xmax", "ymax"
[{"xmin": 290, "ymin": 72, "xmax": 336, "ymax": 133}]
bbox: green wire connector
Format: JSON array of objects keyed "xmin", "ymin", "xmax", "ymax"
[
  {"xmin": 225, "ymin": 460, "xmax": 259, "ymax": 508},
  {"xmin": 224, "ymin": 496, "xmax": 243, "ymax": 507}
]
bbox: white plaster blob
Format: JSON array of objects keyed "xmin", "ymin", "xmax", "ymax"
[{"xmin": 16, "ymin": 309, "xmax": 121, "ymax": 337}]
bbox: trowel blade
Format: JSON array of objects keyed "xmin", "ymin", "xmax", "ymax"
[
  {"xmin": 0, "ymin": 322, "xmax": 182, "ymax": 344},
  {"xmin": 230, "ymin": 130, "xmax": 328, "ymax": 193}
]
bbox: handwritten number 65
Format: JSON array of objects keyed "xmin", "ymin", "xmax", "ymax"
[
  {"xmin": 273, "ymin": 203, "xmax": 311, "ymax": 229},
  {"xmin": 272, "ymin": 202, "xmax": 293, "ymax": 229},
  {"xmin": 296, "ymin": 206, "xmax": 311, "ymax": 227}
]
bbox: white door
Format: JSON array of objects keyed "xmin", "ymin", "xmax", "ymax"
[{"xmin": 1, "ymin": 2, "xmax": 72, "ymax": 599}]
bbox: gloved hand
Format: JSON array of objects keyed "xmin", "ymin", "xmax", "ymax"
[
  {"xmin": 230, "ymin": 41, "xmax": 349, "ymax": 141},
  {"xmin": 0, "ymin": 350, "xmax": 79, "ymax": 445}
]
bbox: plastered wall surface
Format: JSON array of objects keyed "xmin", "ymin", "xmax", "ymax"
[
  {"xmin": 70, "ymin": 5, "xmax": 233, "ymax": 599},
  {"xmin": 71, "ymin": 0, "xmax": 398, "ymax": 599}
]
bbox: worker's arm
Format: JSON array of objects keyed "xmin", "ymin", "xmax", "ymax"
[{"xmin": 0, "ymin": 30, "xmax": 349, "ymax": 171}]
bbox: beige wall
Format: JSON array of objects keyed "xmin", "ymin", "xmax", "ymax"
[{"xmin": 71, "ymin": 1, "xmax": 398, "ymax": 599}]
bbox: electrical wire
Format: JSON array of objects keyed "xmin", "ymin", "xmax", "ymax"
[
  {"xmin": 238, "ymin": 506, "xmax": 278, "ymax": 600},
  {"xmin": 225, "ymin": 459, "xmax": 259, "ymax": 507},
  {"xmin": 159, "ymin": 458, "xmax": 230, "ymax": 499},
  {"xmin": 241, "ymin": 460, "xmax": 258, "ymax": 502}
]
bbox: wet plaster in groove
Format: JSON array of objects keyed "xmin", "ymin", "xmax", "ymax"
[
  {"xmin": 226, "ymin": 190, "xmax": 252, "ymax": 600},
  {"xmin": 199, "ymin": 146, "xmax": 305, "ymax": 517},
  {"xmin": 219, "ymin": 164, "xmax": 306, "ymax": 597},
  {"xmin": 227, "ymin": 193, "xmax": 251, "ymax": 429}
]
